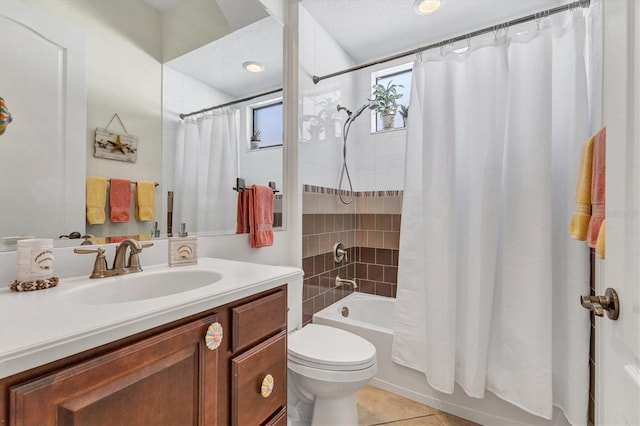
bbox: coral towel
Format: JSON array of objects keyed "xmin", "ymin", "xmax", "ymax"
[
  {"xmin": 86, "ymin": 176, "xmax": 107, "ymax": 224},
  {"xmin": 236, "ymin": 191, "xmax": 250, "ymax": 234},
  {"xmin": 569, "ymin": 135, "xmax": 594, "ymax": 240},
  {"xmin": 249, "ymin": 185, "xmax": 274, "ymax": 248},
  {"xmin": 135, "ymin": 181, "xmax": 155, "ymax": 221},
  {"xmin": 109, "ymin": 178, "xmax": 130, "ymax": 223},
  {"xmin": 587, "ymin": 128, "xmax": 606, "ymax": 248}
]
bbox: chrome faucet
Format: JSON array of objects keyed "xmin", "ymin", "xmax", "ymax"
[{"xmin": 74, "ymin": 239, "xmax": 153, "ymax": 279}]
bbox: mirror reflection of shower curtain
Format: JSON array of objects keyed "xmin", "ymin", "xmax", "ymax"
[
  {"xmin": 393, "ymin": 7, "xmax": 601, "ymax": 425},
  {"xmin": 173, "ymin": 109, "xmax": 239, "ymax": 234}
]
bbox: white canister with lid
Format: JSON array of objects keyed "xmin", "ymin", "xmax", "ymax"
[{"xmin": 16, "ymin": 238, "xmax": 54, "ymax": 281}]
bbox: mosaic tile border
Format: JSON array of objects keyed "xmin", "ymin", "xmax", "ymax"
[{"xmin": 303, "ymin": 184, "xmax": 403, "ymax": 198}]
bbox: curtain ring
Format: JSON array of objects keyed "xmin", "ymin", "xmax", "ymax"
[
  {"xmin": 439, "ymin": 42, "xmax": 445, "ymax": 57},
  {"xmin": 415, "ymin": 49, "xmax": 423, "ymax": 62}
]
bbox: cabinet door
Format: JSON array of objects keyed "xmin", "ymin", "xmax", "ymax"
[{"xmin": 10, "ymin": 314, "xmax": 219, "ymax": 426}]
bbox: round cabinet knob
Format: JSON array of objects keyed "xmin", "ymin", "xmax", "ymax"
[
  {"xmin": 261, "ymin": 374, "xmax": 274, "ymax": 398},
  {"xmin": 205, "ymin": 322, "xmax": 223, "ymax": 350}
]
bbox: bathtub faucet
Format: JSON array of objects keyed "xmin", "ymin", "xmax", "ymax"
[{"xmin": 335, "ymin": 276, "xmax": 358, "ymax": 289}]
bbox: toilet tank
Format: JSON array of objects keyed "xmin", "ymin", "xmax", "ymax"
[{"xmin": 287, "ymin": 274, "xmax": 303, "ymax": 332}]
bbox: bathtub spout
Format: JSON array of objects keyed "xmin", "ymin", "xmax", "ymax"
[{"xmin": 335, "ymin": 276, "xmax": 357, "ymax": 289}]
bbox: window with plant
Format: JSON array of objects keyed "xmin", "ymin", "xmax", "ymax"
[
  {"xmin": 371, "ymin": 67, "xmax": 412, "ymax": 132},
  {"xmin": 252, "ymin": 101, "xmax": 283, "ymax": 149}
]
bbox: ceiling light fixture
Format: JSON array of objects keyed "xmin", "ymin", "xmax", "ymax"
[
  {"xmin": 413, "ymin": 0, "xmax": 442, "ymax": 15},
  {"xmin": 243, "ymin": 61, "xmax": 264, "ymax": 73}
]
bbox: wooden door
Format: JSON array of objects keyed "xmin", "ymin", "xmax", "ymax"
[
  {"xmin": 9, "ymin": 314, "xmax": 219, "ymax": 426},
  {"xmin": 0, "ymin": 0, "xmax": 86, "ymax": 239}
]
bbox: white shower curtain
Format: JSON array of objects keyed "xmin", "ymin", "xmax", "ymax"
[
  {"xmin": 173, "ymin": 110, "xmax": 239, "ymax": 234},
  {"xmin": 393, "ymin": 10, "xmax": 598, "ymax": 425}
]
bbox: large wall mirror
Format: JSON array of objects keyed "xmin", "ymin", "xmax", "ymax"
[{"xmin": 0, "ymin": 0, "xmax": 284, "ymax": 251}]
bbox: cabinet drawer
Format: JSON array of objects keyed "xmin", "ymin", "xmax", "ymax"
[
  {"xmin": 265, "ymin": 406, "xmax": 287, "ymax": 426},
  {"xmin": 232, "ymin": 289, "xmax": 286, "ymax": 352},
  {"xmin": 232, "ymin": 330, "xmax": 286, "ymax": 426}
]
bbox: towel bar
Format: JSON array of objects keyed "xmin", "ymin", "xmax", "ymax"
[
  {"xmin": 232, "ymin": 177, "xmax": 279, "ymax": 193},
  {"xmin": 107, "ymin": 179, "xmax": 159, "ymax": 187}
]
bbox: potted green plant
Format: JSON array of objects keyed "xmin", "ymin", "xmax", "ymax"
[
  {"xmin": 250, "ymin": 130, "xmax": 261, "ymax": 149},
  {"xmin": 399, "ymin": 104, "xmax": 409, "ymax": 127},
  {"xmin": 370, "ymin": 81, "xmax": 403, "ymax": 130}
]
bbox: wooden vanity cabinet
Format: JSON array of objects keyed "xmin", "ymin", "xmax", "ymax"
[
  {"xmin": 0, "ymin": 285, "xmax": 288, "ymax": 426},
  {"xmin": 10, "ymin": 314, "xmax": 219, "ymax": 426}
]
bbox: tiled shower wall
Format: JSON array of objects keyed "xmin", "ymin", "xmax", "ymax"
[{"xmin": 302, "ymin": 185, "xmax": 402, "ymax": 325}]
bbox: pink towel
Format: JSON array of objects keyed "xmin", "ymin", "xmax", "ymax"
[
  {"xmin": 249, "ymin": 185, "xmax": 274, "ymax": 248},
  {"xmin": 236, "ymin": 191, "xmax": 250, "ymax": 234},
  {"xmin": 109, "ymin": 179, "xmax": 130, "ymax": 223},
  {"xmin": 587, "ymin": 127, "xmax": 606, "ymax": 248}
]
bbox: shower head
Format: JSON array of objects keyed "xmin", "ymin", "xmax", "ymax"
[{"xmin": 351, "ymin": 100, "xmax": 379, "ymax": 121}]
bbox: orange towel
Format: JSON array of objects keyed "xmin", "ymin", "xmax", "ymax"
[
  {"xmin": 249, "ymin": 185, "xmax": 274, "ymax": 248},
  {"xmin": 236, "ymin": 191, "xmax": 250, "ymax": 234},
  {"xmin": 569, "ymin": 135, "xmax": 594, "ymax": 240},
  {"xmin": 587, "ymin": 128, "xmax": 606, "ymax": 248},
  {"xmin": 109, "ymin": 179, "xmax": 130, "ymax": 223}
]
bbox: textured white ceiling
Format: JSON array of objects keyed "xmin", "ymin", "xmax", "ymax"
[
  {"xmin": 165, "ymin": 16, "xmax": 283, "ymax": 98},
  {"xmin": 302, "ymin": 0, "xmax": 574, "ymax": 64}
]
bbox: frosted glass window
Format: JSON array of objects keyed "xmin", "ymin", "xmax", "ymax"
[{"xmin": 252, "ymin": 102, "xmax": 283, "ymax": 148}]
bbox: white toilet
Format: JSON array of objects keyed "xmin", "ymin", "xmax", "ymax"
[{"xmin": 287, "ymin": 323, "xmax": 377, "ymax": 426}]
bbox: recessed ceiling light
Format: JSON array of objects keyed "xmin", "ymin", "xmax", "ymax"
[
  {"xmin": 413, "ymin": 0, "xmax": 442, "ymax": 15},
  {"xmin": 243, "ymin": 61, "xmax": 264, "ymax": 73}
]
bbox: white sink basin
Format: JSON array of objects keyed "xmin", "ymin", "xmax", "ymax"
[{"xmin": 62, "ymin": 269, "xmax": 223, "ymax": 304}]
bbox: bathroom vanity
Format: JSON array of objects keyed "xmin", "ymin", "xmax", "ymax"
[{"xmin": 0, "ymin": 258, "xmax": 302, "ymax": 425}]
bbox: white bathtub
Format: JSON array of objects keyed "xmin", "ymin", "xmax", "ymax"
[{"xmin": 313, "ymin": 293, "xmax": 570, "ymax": 426}]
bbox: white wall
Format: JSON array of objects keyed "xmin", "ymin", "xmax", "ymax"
[
  {"xmin": 299, "ymin": 5, "xmax": 357, "ymax": 190},
  {"xmin": 299, "ymin": 4, "xmax": 408, "ymax": 192}
]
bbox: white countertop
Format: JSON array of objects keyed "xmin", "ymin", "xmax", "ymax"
[{"xmin": 0, "ymin": 257, "xmax": 302, "ymax": 379}]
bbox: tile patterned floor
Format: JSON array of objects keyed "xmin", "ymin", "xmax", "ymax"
[{"xmin": 357, "ymin": 386, "xmax": 479, "ymax": 426}]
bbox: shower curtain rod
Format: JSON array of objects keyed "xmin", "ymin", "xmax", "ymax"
[
  {"xmin": 312, "ymin": 0, "xmax": 590, "ymax": 85},
  {"xmin": 179, "ymin": 87, "xmax": 283, "ymax": 119}
]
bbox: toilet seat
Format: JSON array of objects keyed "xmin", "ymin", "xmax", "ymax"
[{"xmin": 288, "ymin": 324, "xmax": 376, "ymax": 371}]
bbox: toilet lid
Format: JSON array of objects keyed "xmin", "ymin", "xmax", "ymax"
[{"xmin": 288, "ymin": 324, "xmax": 376, "ymax": 369}]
